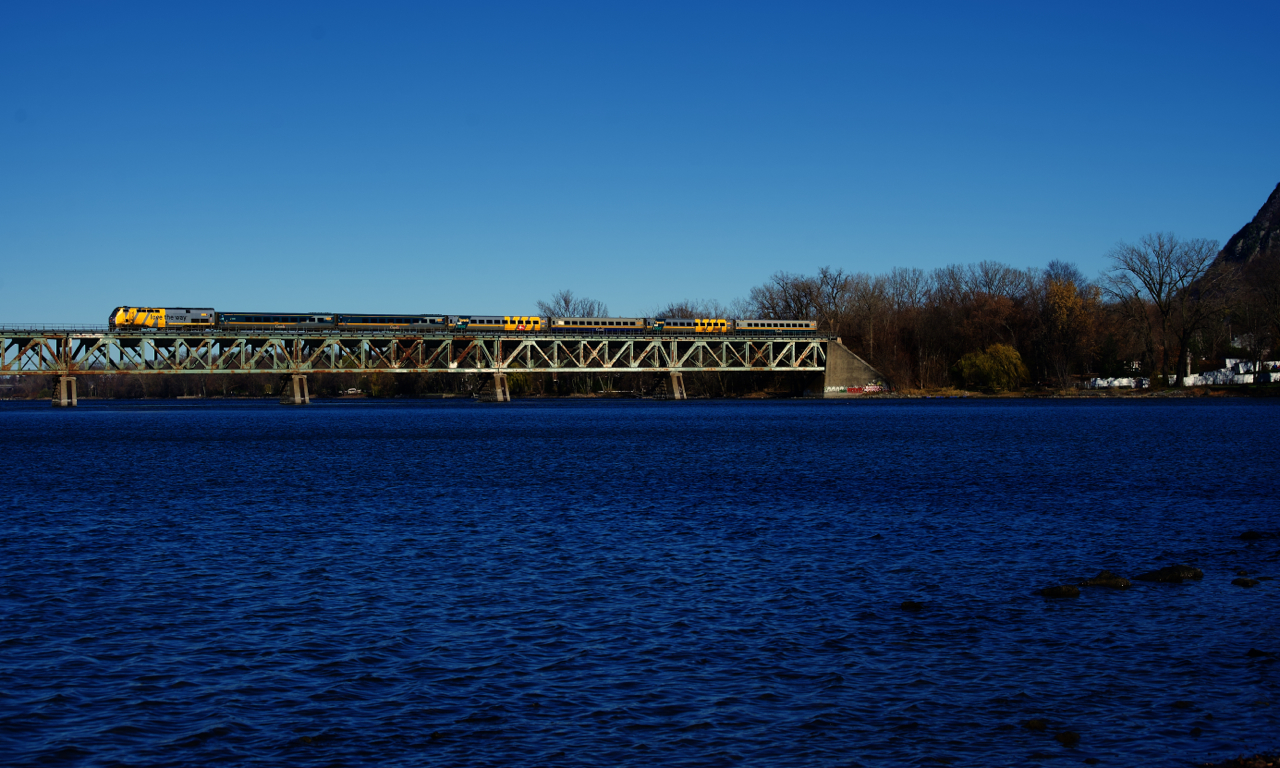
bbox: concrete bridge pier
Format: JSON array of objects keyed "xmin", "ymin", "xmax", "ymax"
[
  {"xmin": 820, "ymin": 340, "xmax": 888, "ymax": 397},
  {"xmin": 52, "ymin": 376, "xmax": 77, "ymax": 407},
  {"xmin": 281, "ymin": 374, "xmax": 310, "ymax": 405},
  {"xmin": 493, "ymin": 373, "xmax": 510, "ymax": 402},
  {"xmin": 669, "ymin": 372, "xmax": 687, "ymax": 400}
]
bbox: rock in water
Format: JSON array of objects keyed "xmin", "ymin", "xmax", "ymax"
[
  {"xmin": 1054, "ymin": 730, "xmax": 1080, "ymax": 747},
  {"xmin": 1233, "ymin": 578, "xmax": 1261, "ymax": 588},
  {"xmin": 1134, "ymin": 564, "xmax": 1203, "ymax": 583},
  {"xmin": 900, "ymin": 600, "xmax": 924, "ymax": 611},
  {"xmin": 1238, "ymin": 531, "xmax": 1274, "ymax": 541},
  {"xmin": 1037, "ymin": 585, "xmax": 1080, "ymax": 598},
  {"xmin": 1080, "ymin": 570, "xmax": 1131, "ymax": 588},
  {"xmin": 1024, "ymin": 718, "xmax": 1049, "ymax": 731}
]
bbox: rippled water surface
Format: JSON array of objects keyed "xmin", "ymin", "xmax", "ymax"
[{"xmin": 2, "ymin": 398, "xmax": 1279, "ymax": 767}]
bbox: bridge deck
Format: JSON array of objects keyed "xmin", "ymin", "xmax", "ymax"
[{"xmin": 0, "ymin": 329, "xmax": 830, "ymax": 375}]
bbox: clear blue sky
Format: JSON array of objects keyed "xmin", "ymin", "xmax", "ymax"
[{"xmin": 2, "ymin": 2, "xmax": 1277, "ymax": 323}]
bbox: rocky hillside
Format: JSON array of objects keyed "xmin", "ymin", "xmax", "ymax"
[{"xmin": 1219, "ymin": 182, "xmax": 1280, "ymax": 266}]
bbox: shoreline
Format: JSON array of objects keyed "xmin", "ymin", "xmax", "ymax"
[{"xmin": 4, "ymin": 385, "xmax": 1279, "ymax": 403}]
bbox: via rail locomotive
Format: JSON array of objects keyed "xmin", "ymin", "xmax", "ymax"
[{"xmin": 109, "ymin": 307, "xmax": 818, "ymax": 335}]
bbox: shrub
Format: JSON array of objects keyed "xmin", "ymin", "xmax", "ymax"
[{"xmin": 952, "ymin": 344, "xmax": 1029, "ymax": 392}]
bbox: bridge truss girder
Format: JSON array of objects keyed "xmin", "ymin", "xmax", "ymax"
[{"xmin": 0, "ymin": 332, "xmax": 828, "ymax": 375}]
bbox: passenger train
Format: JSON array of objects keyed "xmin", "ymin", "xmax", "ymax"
[{"xmin": 109, "ymin": 307, "xmax": 818, "ymax": 334}]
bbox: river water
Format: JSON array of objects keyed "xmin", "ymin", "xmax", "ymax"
[{"xmin": 1, "ymin": 398, "xmax": 1277, "ymax": 767}]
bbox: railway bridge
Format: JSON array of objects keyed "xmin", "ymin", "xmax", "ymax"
[{"xmin": 0, "ymin": 326, "xmax": 884, "ymax": 405}]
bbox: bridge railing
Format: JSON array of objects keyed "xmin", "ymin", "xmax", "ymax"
[{"xmin": 0, "ymin": 324, "xmax": 113, "ymax": 332}]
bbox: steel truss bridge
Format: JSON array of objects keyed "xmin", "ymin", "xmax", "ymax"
[{"xmin": 1, "ymin": 327, "xmax": 831, "ymax": 405}]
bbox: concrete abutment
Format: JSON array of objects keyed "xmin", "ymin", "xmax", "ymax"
[{"xmin": 818, "ymin": 340, "xmax": 888, "ymax": 397}]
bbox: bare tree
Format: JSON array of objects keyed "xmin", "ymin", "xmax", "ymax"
[
  {"xmin": 843, "ymin": 273, "xmax": 889, "ymax": 360},
  {"xmin": 1102, "ymin": 233, "xmax": 1220, "ymax": 384},
  {"xmin": 812, "ymin": 266, "xmax": 851, "ymax": 335},
  {"xmin": 537, "ymin": 289, "xmax": 609, "ymax": 318},
  {"xmin": 651, "ymin": 299, "xmax": 732, "ymax": 319},
  {"xmin": 1045, "ymin": 259, "xmax": 1090, "ymax": 290},
  {"xmin": 886, "ymin": 267, "xmax": 930, "ymax": 311},
  {"xmin": 971, "ymin": 260, "xmax": 1035, "ymax": 299},
  {"xmin": 1169, "ymin": 260, "xmax": 1232, "ymax": 380},
  {"xmin": 746, "ymin": 272, "xmax": 819, "ymax": 320}
]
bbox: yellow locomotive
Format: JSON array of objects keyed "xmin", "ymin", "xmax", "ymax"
[{"xmin": 110, "ymin": 307, "xmax": 215, "ymax": 329}]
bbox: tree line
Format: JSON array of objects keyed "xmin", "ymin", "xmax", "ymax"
[{"xmin": 724, "ymin": 233, "xmax": 1279, "ymax": 391}]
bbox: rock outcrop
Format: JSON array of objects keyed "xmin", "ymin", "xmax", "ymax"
[
  {"xmin": 1134, "ymin": 564, "xmax": 1203, "ymax": 583},
  {"xmin": 1219, "ymin": 182, "xmax": 1280, "ymax": 268},
  {"xmin": 1079, "ymin": 570, "xmax": 1131, "ymax": 588}
]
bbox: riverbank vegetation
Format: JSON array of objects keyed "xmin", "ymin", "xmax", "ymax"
[{"xmin": 728, "ymin": 233, "xmax": 1277, "ymax": 393}]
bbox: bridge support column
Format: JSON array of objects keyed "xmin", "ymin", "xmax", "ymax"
[
  {"xmin": 52, "ymin": 376, "xmax": 77, "ymax": 407},
  {"xmin": 282, "ymin": 375, "xmax": 310, "ymax": 405},
  {"xmin": 493, "ymin": 373, "xmax": 510, "ymax": 402},
  {"xmin": 669, "ymin": 372, "xmax": 687, "ymax": 400}
]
